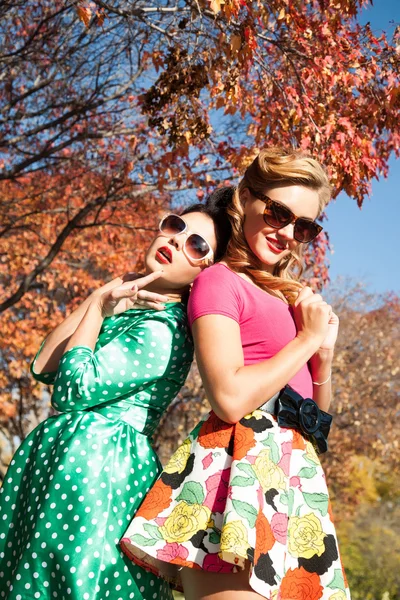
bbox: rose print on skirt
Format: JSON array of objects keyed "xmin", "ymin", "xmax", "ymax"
[{"xmin": 121, "ymin": 409, "xmax": 351, "ymax": 599}]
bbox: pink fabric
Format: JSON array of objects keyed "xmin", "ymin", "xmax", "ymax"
[{"xmin": 188, "ymin": 263, "xmax": 313, "ymax": 399}]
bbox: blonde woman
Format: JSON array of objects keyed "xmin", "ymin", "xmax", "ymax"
[{"xmin": 121, "ymin": 148, "xmax": 350, "ymax": 600}]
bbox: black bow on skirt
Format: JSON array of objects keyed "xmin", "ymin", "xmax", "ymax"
[{"xmin": 274, "ymin": 385, "xmax": 332, "ymax": 454}]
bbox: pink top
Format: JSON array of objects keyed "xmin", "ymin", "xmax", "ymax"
[{"xmin": 188, "ymin": 263, "xmax": 313, "ymax": 399}]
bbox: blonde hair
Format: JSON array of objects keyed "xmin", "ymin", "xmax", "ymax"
[{"xmin": 225, "ymin": 147, "xmax": 331, "ymax": 304}]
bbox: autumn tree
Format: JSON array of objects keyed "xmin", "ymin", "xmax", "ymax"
[
  {"xmin": 0, "ymin": 0, "xmax": 399, "ymax": 472},
  {"xmin": 321, "ymin": 283, "xmax": 400, "ymax": 509}
]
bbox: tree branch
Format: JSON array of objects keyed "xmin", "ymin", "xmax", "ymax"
[{"xmin": 0, "ymin": 196, "xmax": 103, "ymax": 313}]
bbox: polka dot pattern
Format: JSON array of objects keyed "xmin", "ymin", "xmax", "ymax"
[{"xmin": 0, "ymin": 305, "xmax": 193, "ymax": 599}]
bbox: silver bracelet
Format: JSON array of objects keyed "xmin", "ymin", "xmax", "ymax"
[{"xmin": 312, "ymin": 372, "xmax": 332, "ymax": 386}]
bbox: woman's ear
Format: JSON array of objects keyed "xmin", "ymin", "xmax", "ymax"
[{"xmin": 241, "ymin": 187, "xmax": 251, "ymax": 208}]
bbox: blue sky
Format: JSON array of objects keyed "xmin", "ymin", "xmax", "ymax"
[
  {"xmin": 325, "ymin": 0, "xmax": 399, "ymax": 294},
  {"xmin": 326, "ymin": 156, "xmax": 399, "ymax": 294}
]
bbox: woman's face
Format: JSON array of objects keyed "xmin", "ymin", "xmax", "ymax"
[
  {"xmin": 145, "ymin": 211, "xmax": 217, "ymax": 290},
  {"xmin": 242, "ymin": 184, "xmax": 320, "ymax": 272}
]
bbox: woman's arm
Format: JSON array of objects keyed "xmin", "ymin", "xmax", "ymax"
[
  {"xmin": 63, "ymin": 272, "xmax": 165, "ymax": 354},
  {"xmin": 34, "ymin": 274, "xmax": 169, "ymax": 375},
  {"xmin": 51, "ymin": 274, "xmax": 184, "ymax": 412},
  {"xmin": 192, "ymin": 287, "xmax": 331, "ymax": 424},
  {"xmin": 309, "ymin": 350, "xmax": 333, "ymax": 413},
  {"xmin": 308, "ymin": 311, "xmax": 339, "ymax": 412},
  {"xmin": 33, "ymin": 276, "xmax": 124, "ymax": 374}
]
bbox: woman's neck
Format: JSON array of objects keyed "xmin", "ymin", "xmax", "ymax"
[
  {"xmin": 146, "ymin": 281, "xmax": 187, "ymax": 303},
  {"xmin": 164, "ymin": 292, "xmax": 184, "ymax": 303}
]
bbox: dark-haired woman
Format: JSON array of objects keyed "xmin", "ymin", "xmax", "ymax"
[{"xmin": 0, "ymin": 196, "xmax": 232, "ymax": 600}]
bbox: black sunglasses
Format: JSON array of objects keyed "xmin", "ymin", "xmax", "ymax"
[{"xmin": 247, "ymin": 187, "xmax": 323, "ymax": 243}]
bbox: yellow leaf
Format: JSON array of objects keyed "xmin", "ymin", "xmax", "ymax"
[
  {"xmin": 277, "ymin": 7, "xmax": 286, "ymax": 21},
  {"xmin": 209, "ymin": 0, "xmax": 225, "ymax": 14}
]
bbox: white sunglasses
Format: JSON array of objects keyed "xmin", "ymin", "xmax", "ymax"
[{"xmin": 159, "ymin": 214, "xmax": 214, "ymax": 264}]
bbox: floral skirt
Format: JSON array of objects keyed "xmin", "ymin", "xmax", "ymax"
[{"xmin": 121, "ymin": 409, "xmax": 351, "ymax": 600}]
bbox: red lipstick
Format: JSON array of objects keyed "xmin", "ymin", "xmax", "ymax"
[
  {"xmin": 156, "ymin": 246, "xmax": 172, "ymax": 264},
  {"xmin": 266, "ymin": 237, "xmax": 286, "ymax": 254}
]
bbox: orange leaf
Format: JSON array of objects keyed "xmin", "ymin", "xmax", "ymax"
[
  {"xmin": 96, "ymin": 10, "xmax": 106, "ymax": 27},
  {"xmin": 231, "ymin": 34, "xmax": 242, "ymax": 54},
  {"xmin": 76, "ymin": 5, "xmax": 92, "ymax": 28}
]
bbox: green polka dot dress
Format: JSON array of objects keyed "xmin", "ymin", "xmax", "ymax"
[{"xmin": 0, "ymin": 304, "xmax": 193, "ymax": 600}]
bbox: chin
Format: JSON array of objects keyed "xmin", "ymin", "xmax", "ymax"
[
  {"xmin": 145, "ymin": 255, "xmax": 164, "ymax": 274},
  {"xmin": 254, "ymin": 249, "xmax": 276, "ymax": 266},
  {"xmin": 254, "ymin": 251, "xmax": 283, "ymax": 272}
]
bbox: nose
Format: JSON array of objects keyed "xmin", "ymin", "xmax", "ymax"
[
  {"xmin": 169, "ymin": 232, "xmax": 186, "ymax": 251},
  {"xmin": 276, "ymin": 222, "xmax": 295, "ymax": 241}
]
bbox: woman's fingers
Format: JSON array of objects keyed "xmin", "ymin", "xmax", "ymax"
[
  {"xmin": 134, "ymin": 289, "xmax": 169, "ymax": 311},
  {"xmin": 295, "ymin": 288, "xmax": 328, "ymax": 307},
  {"xmin": 294, "ymin": 286, "xmax": 314, "ymax": 306},
  {"xmin": 102, "ymin": 270, "xmax": 163, "ymax": 295},
  {"xmin": 101, "ymin": 271, "xmax": 167, "ymax": 316},
  {"xmin": 137, "ymin": 290, "xmax": 169, "ymax": 304},
  {"xmin": 121, "ymin": 271, "xmax": 139, "ymax": 282},
  {"xmin": 301, "ymin": 296, "xmax": 326, "ymax": 309},
  {"xmin": 294, "ymin": 286, "xmax": 330, "ymax": 310},
  {"xmin": 106, "ymin": 284, "xmax": 169, "ymax": 309},
  {"xmin": 108, "ymin": 287, "xmax": 138, "ymax": 301},
  {"xmin": 134, "ymin": 270, "xmax": 164, "ymax": 289},
  {"xmin": 328, "ymin": 310, "xmax": 339, "ymax": 324},
  {"xmin": 134, "ymin": 300, "xmax": 166, "ymax": 311}
]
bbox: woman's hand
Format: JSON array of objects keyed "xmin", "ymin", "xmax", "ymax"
[
  {"xmin": 318, "ymin": 310, "xmax": 339, "ymax": 351},
  {"xmin": 33, "ymin": 272, "xmax": 167, "ymax": 375},
  {"xmin": 91, "ymin": 272, "xmax": 169, "ymax": 312},
  {"xmin": 308, "ymin": 310, "xmax": 339, "ymax": 378},
  {"xmin": 292, "ymin": 287, "xmax": 332, "ymax": 347},
  {"xmin": 98, "ymin": 271, "xmax": 166, "ymax": 317},
  {"xmin": 294, "ymin": 289, "xmax": 338, "ymax": 407}
]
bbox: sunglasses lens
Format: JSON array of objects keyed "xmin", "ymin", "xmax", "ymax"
[
  {"xmin": 295, "ymin": 220, "xmax": 321, "ymax": 243},
  {"xmin": 264, "ymin": 201, "xmax": 292, "ymax": 228},
  {"xmin": 185, "ymin": 234, "xmax": 211, "ymax": 260},
  {"xmin": 263, "ymin": 198, "xmax": 322, "ymax": 243},
  {"xmin": 161, "ymin": 215, "xmax": 186, "ymax": 235}
]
